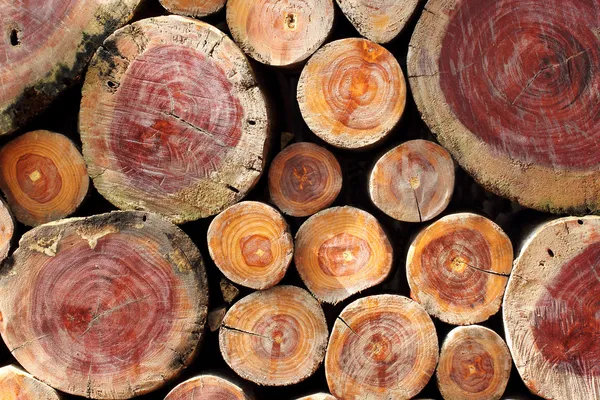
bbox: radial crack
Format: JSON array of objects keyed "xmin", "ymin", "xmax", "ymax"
[{"xmin": 222, "ymin": 325, "xmax": 271, "ymax": 340}]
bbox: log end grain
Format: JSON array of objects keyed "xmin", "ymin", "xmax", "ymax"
[
  {"xmin": 159, "ymin": 0, "xmax": 226, "ymax": 18},
  {"xmin": 296, "ymin": 394, "xmax": 337, "ymax": 400},
  {"xmin": 165, "ymin": 375, "xmax": 250, "ymax": 400},
  {"xmin": 0, "ymin": 365, "xmax": 60, "ymax": 400},
  {"xmin": 0, "ymin": 198, "xmax": 14, "ymax": 262}
]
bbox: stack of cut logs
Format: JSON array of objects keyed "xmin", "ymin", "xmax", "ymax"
[{"xmin": 0, "ymin": 0, "xmax": 598, "ymax": 399}]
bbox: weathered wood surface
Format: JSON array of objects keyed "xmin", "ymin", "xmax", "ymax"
[
  {"xmin": 296, "ymin": 394, "xmax": 337, "ymax": 400},
  {"xmin": 0, "ymin": 197, "xmax": 14, "ymax": 263},
  {"xmin": 408, "ymin": 0, "xmax": 600, "ymax": 214},
  {"xmin": 165, "ymin": 375, "xmax": 251, "ymax": 400},
  {"xmin": 325, "ymin": 295, "xmax": 438, "ymax": 400},
  {"xmin": 159, "ymin": 0, "xmax": 226, "ymax": 17},
  {"xmin": 0, "ymin": 211, "xmax": 208, "ymax": 399},
  {"xmin": 0, "ymin": 365, "xmax": 60, "ymax": 400},
  {"xmin": 80, "ymin": 15, "xmax": 270, "ymax": 224},
  {"xmin": 0, "ymin": 130, "xmax": 89, "ymax": 226},
  {"xmin": 504, "ymin": 216, "xmax": 600, "ymax": 400}
]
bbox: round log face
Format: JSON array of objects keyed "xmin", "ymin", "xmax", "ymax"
[
  {"xmin": 298, "ymin": 38, "xmax": 406, "ymax": 149},
  {"xmin": 268, "ymin": 142, "xmax": 342, "ymax": 217},
  {"xmin": 80, "ymin": 16, "xmax": 269, "ymax": 223},
  {"xmin": 0, "ymin": 211, "xmax": 208, "ymax": 399},
  {"xmin": 504, "ymin": 216, "xmax": 600, "ymax": 400},
  {"xmin": 408, "ymin": 0, "xmax": 600, "ymax": 214},
  {"xmin": 325, "ymin": 295, "xmax": 439, "ymax": 400},
  {"xmin": 295, "ymin": 206, "xmax": 393, "ymax": 304},
  {"xmin": 369, "ymin": 139, "xmax": 455, "ymax": 222},
  {"xmin": 407, "ymin": 213, "xmax": 513, "ymax": 325},
  {"xmin": 0, "ymin": 365, "xmax": 60, "ymax": 400},
  {"xmin": 296, "ymin": 394, "xmax": 337, "ymax": 400},
  {"xmin": 207, "ymin": 201, "xmax": 293, "ymax": 290},
  {"xmin": 437, "ymin": 326, "xmax": 511, "ymax": 400},
  {"xmin": 219, "ymin": 285, "xmax": 328, "ymax": 386},
  {"xmin": 0, "ymin": 0, "xmax": 141, "ymax": 135},
  {"xmin": 165, "ymin": 375, "xmax": 250, "ymax": 400},
  {"xmin": 0, "ymin": 130, "xmax": 89, "ymax": 226},
  {"xmin": 226, "ymin": 0, "xmax": 335, "ymax": 67},
  {"xmin": 0, "ymin": 198, "xmax": 14, "ymax": 262},
  {"xmin": 159, "ymin": 0, "xmax": 226, "ymax": 17}
]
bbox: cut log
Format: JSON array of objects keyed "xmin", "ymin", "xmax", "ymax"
[
  {"xmin": 268, "ymin": 142, "xmax": 342, "ymax": 217},
  {"xmin": 437, "ymin": 325, "xmax": 511, "ymax": 400},
  {"xmin": 0, "ymin": 365, "xmax": 60, "ymax": 400},
  {"xmin": 226, "ymin": 0, "xmax": 335, "ymax": 67},
  {"xmin": 408, "ymin": 0, "xmax": 600, "ymax": 214},
  {"xmin": 325, "ymin": 295, "xmax": 438, "ymax": 400},
  {"xmin": 219, "ymin": 285, "xmax": 328, "ymax": 386},
  {"xmin": 0, "ymin": 197, "xmax": 14, "ymax": 262},
  {"xmin": 296, "ymin": 394, "xmax": 337, "ymax": 400},
  {"xmin": 220, "ymin": 277, "xmax": 240, "ymax": 303},
  {"xmin": 0, "ymin": 130, "xmax": 89, "ymax": 227},
  {"xmin": 369, "ymin": 139, "xmax": 455, "ymax": 222},
  {"xmin": 159, "ymin": 0, "xmax": 226, "ymax": 18},
  {"xmin": 298, "ymin": 38, "xmax": 406, "ymax": 149},
  {"xmin": 407, "ymin": 213, "xmax": 513, "ymax": 325},
  {"xmin": 295, "ymin": 206, "xmax": 393, "ymax": 304},
  {"xmin": 0, "ymin": 211, "xmax": 208, "ymax": 399},
  {"xmin": 165, "ymin": 375, "xmax": 251, "ymax": 400},
  {"xmin": 80, "ymin": 16, "xmax": 270, "ymax": 224},
  {"xmin": 504, "ymin": 216, "xmax": 600, "ymax": 400},
  {"xmin": 0, "ymin": 0, "xmax": 141, "ymax": 135},
  {"xmin": 335, "ymin": 0, "xmax": 420, "ymax": 43},
  {"xmin": 207, "ymin": 201, "xmax": 293, "ymax": 290}
]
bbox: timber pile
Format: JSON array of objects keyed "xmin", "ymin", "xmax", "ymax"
[{"xmin": 0, "ymin": 1, "xmax": 597, "ymax": 399}]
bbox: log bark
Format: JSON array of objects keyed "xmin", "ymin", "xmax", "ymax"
[
  {"xmin": 407, "ymin": 213, "xmax": 513, "ymax": 325},
  {"xmin": 80, "ymin": 15, "xmax": 270, "ymax": 224},
  {"xmin": 0, "ymin": 130, "xmax": 89, "ymax": 227},
  {"xmin": 369, "ymin": 139, "xmax": 454, "ymax": 222},
  {"xmin": 0, "ymin": 211, "xmax": 208, "ymax": 399},
  {"xmin": 165, "ymin": 375, "xmax": 251, "ymax": 400},
  {"xmin": 159, "ymin": 0, "xmax": 226, "ymax": 18},
  {"xmin": 0, "ymin": 365, "xmax": 60, "ymax": 400},
  {"xmin": 408, "ymin": 0, "xmax": 600, "ymax": 214},
  {"xmin": 294, "ymin": 206, "xmax": 393, "ymax": 304},
  {"xmin": 220, "ymin": 278, "xmax": 240, "ymax": 303},
  {"xmin": 335, "ymin": 0, "xmax": 420, "ymax": 43},
  {"xmin": 296, "ymin": 394, "xmax": 337, "ymax": 400},
  {"xmin": 298, "ymin": 38, "xmax": 406, "ymax": 149},
  {"xmin": 325, "ymin": 295, "xmax": 438, "ymax": 400},
  {"xmin": 208, "ymin": 306, "xmax": 228, "ymax": 332},
  {"xmin": 226, "ymin": 0, "xmax": 335, "ymax": 67},
  {"xmin": 268, "ymin": 142, "xmax": 342, "ymax": 217},
  {"xmin": 437, "ymin": 325, "xmax": 511, "ymax": 400},
  {"xmin": 207, "ymin": 201, "xmax": 293, "ymax": 290},
  {"xmin": 504, "ymin": 216, "xmax": 600, "ymax": 400},
  {"xmin": 219, "ymin": 285, "xmax": 328, "ymax": 386},
  {"xmin": 0, "ymin": 0, "xmax": 141, "ymax": 135},
  {"xmin": 0, "ymin": 197, "xmax": 14, "ymax": 263}
]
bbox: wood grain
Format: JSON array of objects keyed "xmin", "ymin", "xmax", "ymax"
[
  {"xmin": 165, "ymin": 375, "xmax": 251, "ymax": 400},
  {"xmin": 159, "ymin": 0, "xmax": 226, "ymax": 17},
  {"xmin": 0, "ymin": 365, "xmax": 60, "ymax": 400}
]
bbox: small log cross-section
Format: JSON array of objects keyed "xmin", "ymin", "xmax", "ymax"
[
  {"xmin": 335, "ymin": 0, "xmax": 421, "ymax": 43},
  {"xmin": 226, "ymin": 0, "xmax": 335, "ymax": 67},
  {"xmin": 219, "ymin": 285, "xmax": 328, "ymax": 386},
  {"xmin": 295, "ymin": 206, "xmax": 393, "ymax": 304},
  {"xmin": 296, "ymin": 394, "xmax": 337, "ymax": 400},
  {"xmin": 325, "ymin": 295, "xmax": 439, "ymax": 400},
  {"xmin": 298, "ymin": 38, "xmax": 406, "ymax": 149},
  {"xmin": 408, "ymin": 0, "xmax": 600, "ymax": 214},
  {"xmin": 207, "ymin": 201, "xmax": 293, "ymax": 290},
  {"xmin": 269, "ymin": 142, "xmax": 342, "ymax": 217},
  {"xmin": 369, "ymin": 139, "xmax": 455, "ymax": 222},
  {"xmin": 159, "ymin": 0, "xmax": 226, "ymax": 18},
  {"xmin": 437, "ymin": 326, "xmax": 512, "ymax": 400},
  {"xmin": 80, "ymin": 16, "xmax": 270, "ymax": 224},
  {"xmin": 0, "ymin": 198, "xmax": 14, "ymax": 262},
  {"xmin": 504, "ymin": 216, "xmax": 600, "ymax": 400},
  {"xmin": 165, "ymin": 375, "xmax": 251, "ymax": 400},
  {"xmin": 0, "ymin": 211, "xmax": 209, "ymax": 399},
  {"xmin": 0, "ymin": 0, "xmax": 141, "ymax": 136},
  {"xmin": 0, "ymin": 365, "xmax": 60, "ymax": 400},
  {"xmin": 407, "ymin": 213, "xmax": 513, "ymax": 325},
  {"xmin": 0, "ymin": 130, "xmax": 89, "ymax": 227}
]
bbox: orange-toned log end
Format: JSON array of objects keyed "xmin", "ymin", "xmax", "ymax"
[
  {"xmin": 0, "ymin": 365, "xmax": 60, "ymax": 400},
  {"xmin": 407, "ymin": 213, "xmax": 513, "ymax": 325},
  {"xmin": 159, "ymin": 0, "xmax": 226, "ymax": 18},
  {"xmin": 0, "ymin": 130, "xmax": 89, "ymax": 227},
  {"xmin": 80, "ymin": 16, "xmax": 270, "ymax": 224},
  {"xmin": 268, "ymin": 142, "xmax": 342, "ymax": 217},
  {"xmin": 437, "ymin": 326, "xmax": 511, "ymax": 400},
  {"xmin": 165, "ymin": 375, "xmax": 251, "ymax": 400},
  {"xmin": 295, "ymin": 206, "xmax": 393, "ymax": 304},
  {"xmin": 226, "ymin": 0, "xmax": 335, "ymax": 67},
  {"xmin": 296, "ymin": 394, "xmax": 337, "ymax": 400},
  {"xmin": 298, "ymin": 38, "xmax": 406, "ymax": 149},
  {"xmin": 0, "ymin": 197, "xmax": 14, "ymax": 262},
  {"xmin": 219, "ymin": 285, "xmax": 328, "ymax": 386},
  {"xmin": 325, "ymin": 295, "xmax": 438, "ymax": 400},
  {"xmin": 504, "ymin": 216, "xmax": 600, "ymax": 400},
  {"xmin": 369, "ymin": 139, "xmax": 455, "ymax": 222},
  {"xmin": 208, "ymin": 201, "xmax": 293, "ymax": 290},
  {"xmin": 0, "ymin": 211, "xmax": 208, "ymax": 399},
  {"xmin": 335, "ymin": 0, "xmax": 420, "ymax": 43}
]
